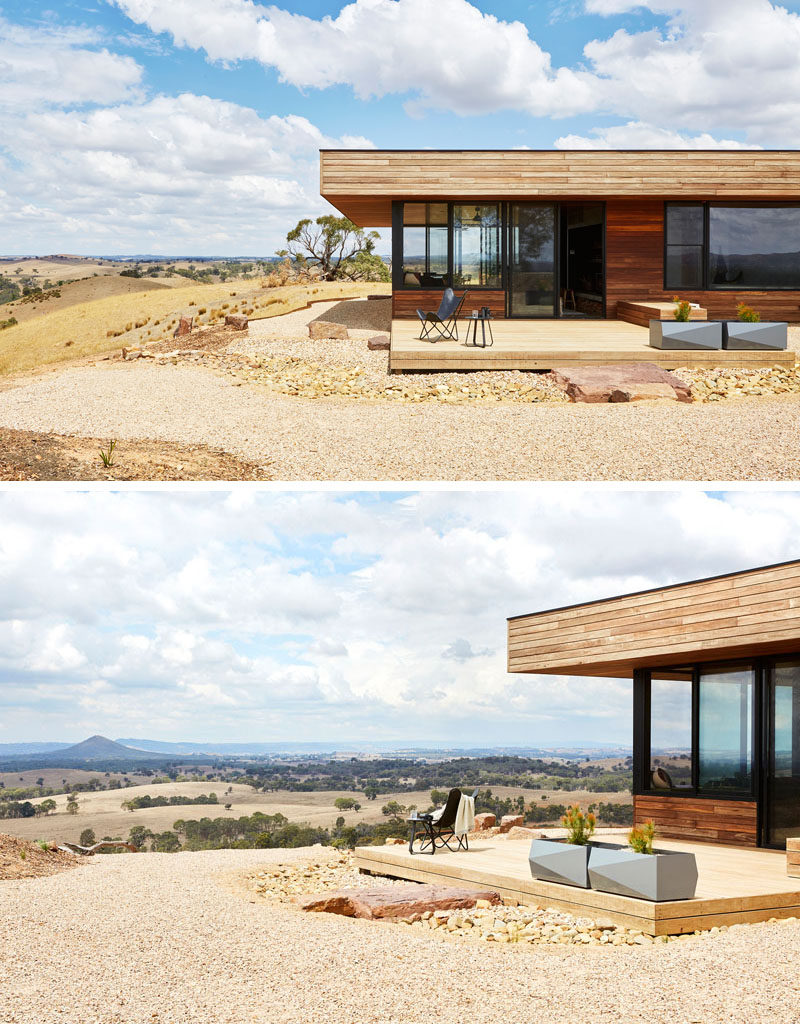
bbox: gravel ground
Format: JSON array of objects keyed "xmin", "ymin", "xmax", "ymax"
[
  {"xmin": 2, "ymin": 847, "xmax": 800, "ymax": 1024},
  {"xmin": 2, "ymin": 360, "xmax": 800, "ymax": 479}
]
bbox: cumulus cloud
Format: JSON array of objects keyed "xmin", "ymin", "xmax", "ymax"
[
  {"xmin": 3, "ymin": 490, "xmax": 800, "ymax": 744},
  {"xmin": 555, "ymin": 121, "xmax": 762, "ymax": 150},
  {"xmin": 110, "ymin": 0, "xmax": 596, "ymax": 117},
  {"xmin": 108, "ymin": 0, "xmax": 800, "ymax": 144}
]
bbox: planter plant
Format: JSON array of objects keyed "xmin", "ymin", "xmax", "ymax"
[
  {"xmin": 587, "ymin": 821, "xmax": 698, "ymax": 902},
  {"xmin": 528, "ymin": 805, "xmax": 598, "ymax": 888},
  {"xmin": 649, "ymin": 296, "xmax": 722, "ymax": 350},
  {"xmin": 722, "ymin": 303, "xmax": 787, "ymax": 351}
]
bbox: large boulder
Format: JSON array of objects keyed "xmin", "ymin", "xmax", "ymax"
[
  {"xmin": 225, "ymin": 314, "xmax": 248, "ymax": 330},
  {"xmin": 367, "ymin": 335, "xmax": 390, "ymax": 351},
  {"xmin": 549, "ymin": 364, "xmax": 692, "ymax": 403},
  {"xmin": 499, "ymin": 815, "xmax": 525, "ymax": 833},
  {"xmin": 473, "ymin": 813, "xmax": 496, "ymax": 831},
  {"xmin": 299, "ymin": 884, "xmax": 501, "ymax": 920},
  {"xmin": 309, "ymin": 320, "xmax": 348, "ymax": 340}
]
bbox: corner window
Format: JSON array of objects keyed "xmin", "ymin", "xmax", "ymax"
[
  {"xmin": 665, "ymin": 204, "xmax": 704, "ymax": 289},
  {"xmin": 698, "ymin": 665, "xmax": 754, "ymax": 792},
  {"xmin": 710, "ymin": 206, "xmax": 800, "ymax": 289},
  {"xmin": 452, "ymin": 204, "xmax": 501, "ymax": 288},
  {"xmin": 401, "ymin": 203, "xmax": 448, "ymax": 288},
  {"xmin": 648, "ymin": 669, "xmax": 693, "ymax": 790}
]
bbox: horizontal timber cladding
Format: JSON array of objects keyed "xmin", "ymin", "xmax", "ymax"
[
  {"xmin": 507, "ymin": 559, "xmax": 800, "ymax": 678},
  {"xmin": 634, "ymin": 795, "xmax": 758, "ymax": 847},
  {"xmin": 604, "ymin": 199, "xmax": 800, "ymax": 322},
  {"xmin": 392, "ymin": 289, "xmax": 506, "ymax": 320},
  {"xmin": 320, "ymin": 151, "xmax": 800, "ymax": 204}
]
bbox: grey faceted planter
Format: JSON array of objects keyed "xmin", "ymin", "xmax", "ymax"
[
  {"xmin": 723, "ymin": 321, "xmax": 787, "ymax": 351},
  {"xmin": 649, "ymin": 320, "xmax": 722, "ymax": 350},
  {"xmin": 588, "ymin": 846, "xmax": 698, "ymax": 902},
  {"xmin": 529, "ymin": 838, "xmax": 592, "ymax": 888}
]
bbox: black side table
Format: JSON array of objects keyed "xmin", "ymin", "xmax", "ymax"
[{"xmin": 464, "ymin": 311, "xmax": 494, "ymax": 348}]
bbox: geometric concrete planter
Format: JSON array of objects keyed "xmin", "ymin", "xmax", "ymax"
[
  {"xmin": 588, "ymin": 846, "xmax": 698, "ymax": 902},
  {"xmin": 529, "ymin": 838, "xmax": 623, "ymax": 889},
  {"xmin": 529, "ymin": 838, "xmax": 592, "ymax": 888},
  {"xmin": 723, "ymin": 321, "xmax": 788, "ymax": 351},
  {"xmin": 649, "ymin": 320, "xmax": 723, "ymax": 350}
]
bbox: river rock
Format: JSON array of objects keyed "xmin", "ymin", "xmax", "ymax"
[{"xmin": 308, "ymin": 320, "xmax": 348, "ymax": 340}]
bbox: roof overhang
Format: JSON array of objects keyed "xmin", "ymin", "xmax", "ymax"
[
  {"xmin": 320, "ymin": 149, "xmax": 800, "ymax": 228},
  {"xmin": 507, "ymin": 559, "xmax": 800, "ymax": 679}
]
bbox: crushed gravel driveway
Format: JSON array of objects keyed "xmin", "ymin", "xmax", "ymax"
[
  {"xmin": 2, "ymin": 360, "xmax": 800, "ymax": 480},
  {"xmin": 2, "ymin": 847, "xmax": 800, "ymax": 1024}
]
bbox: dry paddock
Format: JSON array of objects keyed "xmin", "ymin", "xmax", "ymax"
[
  {"xmin": 2, "ymin": 847, "xmax": 800, "ymax": 1024},
  {"xmin": 2, "ymin": 360, "xmax": 800, "ymax": 480}
]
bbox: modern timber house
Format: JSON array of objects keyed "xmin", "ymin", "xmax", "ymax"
[
  {"xmin": 508, "ymin": 559, "xmax": 800, "ymax": 851},
  {"xmin": 320, "ymin": 149, "xmax": 800, "ymax": 370}
]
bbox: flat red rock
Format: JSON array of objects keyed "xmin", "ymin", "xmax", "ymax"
[
  {"xmin": 549, "ymin": 363, "xmax": 692, "ymax": 403},
  {"xmin": 298, "ymin": 884, "xmax": 501, "ymax": 919}
]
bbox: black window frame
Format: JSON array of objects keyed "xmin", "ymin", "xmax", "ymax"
[
  {"xmin": 633, "ymin": 658, "xmax": 762, "ymax": 802},
  {"xmin": 663, "ymin": 201, "xmax": 800, "ymax": 292},
  {"xmin": 392, "ymin": 200, "xmax": 506, "ymax": 293}
]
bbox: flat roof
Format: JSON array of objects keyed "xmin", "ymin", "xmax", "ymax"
[{"xmin": 507, "ymin": 557, "xmax": 800, "ymax": 622}]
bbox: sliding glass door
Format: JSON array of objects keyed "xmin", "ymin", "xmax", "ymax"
[
  {"xmin": 767, "ymin": 659, "xmax": 800, "ymax": 846},
  {"xmin": 508, "ymin": 203, "xmax": 556, "ymax": 317}
]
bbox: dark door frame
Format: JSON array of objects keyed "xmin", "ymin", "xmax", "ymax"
[{"xmin": 505, "ymin": 200, "xmax": 607, "ymax": 319}]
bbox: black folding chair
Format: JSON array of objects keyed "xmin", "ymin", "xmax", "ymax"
[
  {"xmin": 407, "ymin": 787, "xmax": 478, "ymax": 855},
  {"xmin": 416, "ymin": 288, "xmax": 468, "ymax": 342}
]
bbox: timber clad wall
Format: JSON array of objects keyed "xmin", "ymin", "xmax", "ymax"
[
  {"xmin": 634, "ymin": 795, "xmax": 758, "ymax": 847},
  {"xmin": 605, "ymin": 199, "xmax": 800, "ymax": 322},
  {"xmin": 392, "ymin": 289, "xmax": 506, "ymax": 320},
  {"xmin": 507, "ymin": 560, "xmax": 800, "ymax": 678}
]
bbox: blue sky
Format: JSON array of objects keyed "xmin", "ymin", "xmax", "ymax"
[
  {"xmin": 2, "ymin": 0, "xmax": 800, "ymax": 254},
  {"xmin": 3, "ymin": 487, "xmax": 800, "ymax": 747}
]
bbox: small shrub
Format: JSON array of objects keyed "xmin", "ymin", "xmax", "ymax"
[
  {"xmin": 99, "ymin": 440, "xmax": 117, "ymax": 468},
  {"xmin": 19, "ymin": 849, "xmax": 26, "ymax": 861},
  {"xmin": 0, "ymin": 317, "xmax": 18, "ymax": 330},
  {"xmin": 672, "ymin": 296, "xmax": 691, "ymax": 322},
  {"xmin": 628, "ymin": 820, "xmax": 655, "ymax": 855},
  {"xmin": 737, "ymin": 302, "xmax": 761, "ymax": 323},
  {"xmin": 36, "ymin": 840, "xmax": 49, "ymax": 852},
  {"xmin": 561, "ymin": 804, "xmax": 596, "ymax": 846},
  {"xmin": 230, "ymin": 291, "xmax": 237, "ymax": 296},
  {"xmin": 188, "ymin": 301, "xmax": 195, "ymax": 306},
  {"xmin": 124, "ymin": 323, "xmax": 133, "ymax": 332},
  {"xmin": 221, "ymin": 303, "xmax": 229, "ymax": 310},
  {"xmin": 198, "ymin": 307, "xmax": 207, "ymax": 315}
]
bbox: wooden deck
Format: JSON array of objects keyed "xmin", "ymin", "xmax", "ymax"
[
  {"xmin": 354, "ymin": 838, "xmax": 800, "ymax": 936},
  {"xmin": 390, "ymin": 319, "xmax": 796, "ymax": 373}
]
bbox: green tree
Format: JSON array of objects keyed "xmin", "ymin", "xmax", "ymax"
[
  {"xmin": 430, "ymin": 789, "xmax": 448, "ymax": 807},
  {"xmin": 66, "ymin": 795, "xmax": 79, "ymax": 815},
  {"xmin": 38, "ymin": 798, "xmax": 57, "ymax": 816},
  {"xmin": 279, "ymin": 216, "xmax": 383, "ymax": 281},
  {"xmin": 128, "ymin": 825, "xmax": 152, "ymax": 850},
  {"xmin": 79, "ymin": 828, "xmax": 96, "ymax": 847},
  {"xmin": 381, "ymin": 801, "xmax": 407, "ymax": 819},
  {"xmin": 334, "ymin": 797, "xmax": 357, "ymax": 812}
]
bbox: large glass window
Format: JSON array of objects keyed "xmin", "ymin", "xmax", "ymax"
[
  {"xmin": 452, "ymin": 204, "xmax": 501, "ymax": 288},
  {"xmin": 665, "ymin": 203, "xmax": 800, "ymax": 291},
  {"xmin": 768, "ymin": 659, "xmax": 800, "ymax": 845},
  {"xmin": 665, "ymin": 204, "xmax": 704, "ymax": 289},
  {"xmin": 648, "ymin": 669, "xmax": 693, "ymax": 790},
  {"xmin": 698, "ymin": 665, "xmax": 754, "ymax": 792},
  {"xmin": 710, "ymin": 206, "xmax": 800, "ymax": 289},
  {"xmin": 401, "ymin": 203, "xmax": 448, "ymax": 288}
]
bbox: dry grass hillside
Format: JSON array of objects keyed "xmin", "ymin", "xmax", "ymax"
[
  {"xmin": 0, "ymin": 279, "xmax": 389, "ymax": 376},
  {"xmin": 0, "ymin": 257, "xmax": 117, "ymax": 282},
  {"xmin": 0, "ymin": 780, "xmax": 631, "ymax": 847}
]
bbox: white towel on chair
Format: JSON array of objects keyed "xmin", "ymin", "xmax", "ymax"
[{"xmin": 454, "ymin": 794, "xmax": 475, "ymax": 837}]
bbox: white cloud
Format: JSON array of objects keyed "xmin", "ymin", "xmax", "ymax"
[
  {"xmin": 4, "ymin": 490, "xmax": 800, "ymax": 744},
  {"xmin": 110, "ymin": 0, "xmax": 596, "ymax": 118},
  {"xmin": 0, "ymin": 15, "xmax": 143, "ymax": 111},
  {"xmin": 110, "ymin": 0, "xmax": 800, "ymax": 145},
  {"xmin": 555, "ymin": 121, "xmax": 762, "ymax": 149}
]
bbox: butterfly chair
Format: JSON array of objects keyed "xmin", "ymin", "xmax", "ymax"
[
  {"xmin": 416, "ymin": 288, "xmax": 468, "ymax": 342},
  {"xmin": 407, "ymin": 787, "xmax": 478, "ymax": 855}
]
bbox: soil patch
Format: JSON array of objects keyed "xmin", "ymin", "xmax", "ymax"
[
  {"xmin": 0, "ymin": 833, "xmax": 79, "ymax": 880},
  {"xmin": 0, "ymin": 426, "xmax": 271, "ymax": 481}
]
